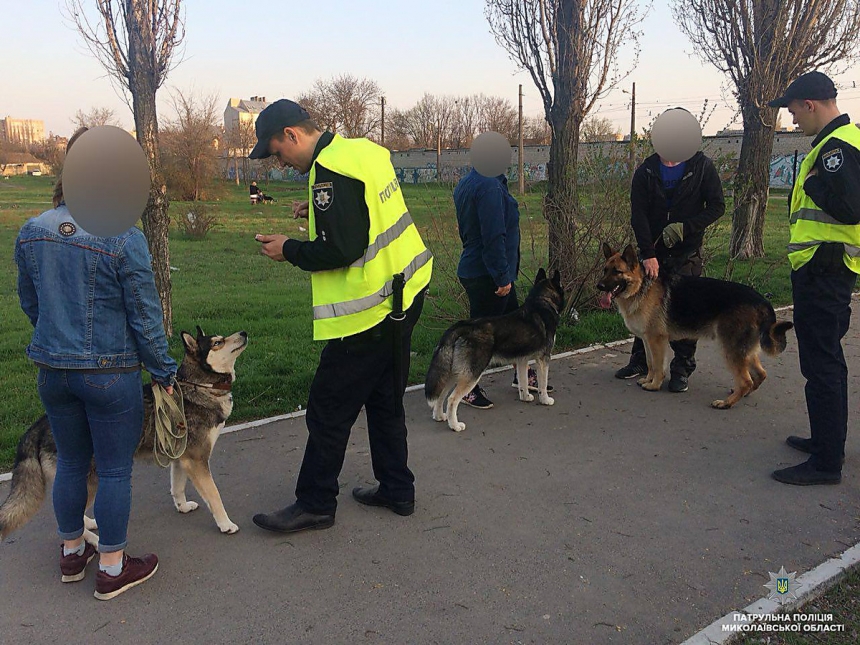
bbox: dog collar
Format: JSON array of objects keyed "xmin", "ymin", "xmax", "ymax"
[{"xmin": 178, "ymin": 379, "xmax": 232, "ymax": 393}]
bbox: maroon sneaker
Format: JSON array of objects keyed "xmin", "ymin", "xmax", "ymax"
[
  {"xmin": 60, "ymin": 542, "xmax": 97, "ymax": 583},
  {"xmin": 94, "ymin": 553, "xmax": 159, "ymax": 600}
]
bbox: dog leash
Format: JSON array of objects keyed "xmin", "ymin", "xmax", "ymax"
[{"xmin": 152, "ymin": 382, "xmax": 188, "ymax": 468}]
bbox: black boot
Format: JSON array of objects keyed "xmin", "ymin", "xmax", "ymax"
[{"xmin": 252, "ymin": 502, "xmax": 335, "ymax": 533}]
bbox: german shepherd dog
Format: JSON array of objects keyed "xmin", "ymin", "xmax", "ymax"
[
  {"xmin": 597, "ymin": 244, "xmax": 793, "ymax": 409},
  {"xmin": 0, "ymin": 327, "xmax": 248, "ymax": 543},
  {"xmin": 426, "ymin": 269, "xmax": 565, "ymax": 432}
]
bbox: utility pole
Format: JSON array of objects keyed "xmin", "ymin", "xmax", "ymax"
[
  {"xmin": 381, "ymin": 96, "xmax": 386, "ymax": 148},
  {"xmin": 518, "ymin": 84, "xmax": 525, "ymax": 195},
  {"xmin": 628, "ymin": 82, "xmax": 636, "ymax": 175},
  {"xmin": 436, "ymin": 131, "xmax": 441, "ymax": 182}
]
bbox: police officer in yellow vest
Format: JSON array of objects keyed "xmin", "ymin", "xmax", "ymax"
[
  {"xmin": 249, "ymin": 100, "xmax": 432, "ymax": 532},
  {"xmin": 768, "ymin": 72, "xmax": 860, "ymax": 486}
]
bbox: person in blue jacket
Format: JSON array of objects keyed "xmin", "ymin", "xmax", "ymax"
[{"xmin": 453, "ymin": 168, "xmax": 549, "ymax": 409}]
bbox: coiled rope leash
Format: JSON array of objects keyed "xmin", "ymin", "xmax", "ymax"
[{"xmin": 152, "ymin": 382, "xmax": 188, "ymax": 468}]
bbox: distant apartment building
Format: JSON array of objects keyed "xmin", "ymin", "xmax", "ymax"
[
  {"xmin": 1, "ymin": 117, "xmax": 46, "ymax": 147},
  {"xmin": 224, "ymin": 97, "xmax": 269, "ymax": 135}
]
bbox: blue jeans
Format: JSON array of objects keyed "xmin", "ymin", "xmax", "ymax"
[{"xmin": 37, "ymin": 369, "xmax": 143, "ymax": 552}]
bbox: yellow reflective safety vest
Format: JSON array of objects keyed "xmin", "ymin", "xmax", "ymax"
[
  {"xmin": 788, "ymin": 123, "xmax": 860, "ymax": 272},
  {"xmin": 307, "ymin": 135, "xmax": 433, "ymax": 340}
]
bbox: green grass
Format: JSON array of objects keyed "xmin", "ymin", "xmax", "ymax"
[
  {"xmin": 732, "ymin": 567, "xmax": 860, "ymax": 644},
  {"xmin": 0, "ymin": 174, "xmax": 794, "ymax": 469}
]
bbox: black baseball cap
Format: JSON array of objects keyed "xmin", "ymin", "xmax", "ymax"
[
  {"xmin": 768, "ymin": 71, "xmax": 837, "ymax": 108},
  {"xmin": 248, "ymin": 99, "xmax": 311, "ymax": 159}
]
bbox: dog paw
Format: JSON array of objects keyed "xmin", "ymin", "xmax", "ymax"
[
  {"xmin": 219, "ymin": 521, "xmax": 240, "ymax": 535},
  {"xmin": 711, "ymin": 399, "xmax": 732, "ymax": 410},
  {"xmin": 432, "ymin": 412, "xmax": 447, "ymax": 422},
  {"xmin": 450, "ymin": 421, "xmax": 466, "ymax": 432},
  {"xmin": 175, "ymin": 501, "xmax": 199, "ymax": 513},
  {"xmin": 83, "ymin": 529, "xmax": 100, "ymax": 547},
  {"xmin": 84, "ymin": 516, "xmax": 98, "ymax": 531},
  {"xmin": 637, "ymin": 376, "xmax": 649, "ymax": 386},
  {"xmin": 640, "ymin": 381, "xmax": 661, "ymax": 391},
  {"xmin": 519, "ymin": 392, "xmax": 535, "ymax": 402},
  {"xmin": 539, "ymin": 395, "xmax": 555, "ymax": 406}
]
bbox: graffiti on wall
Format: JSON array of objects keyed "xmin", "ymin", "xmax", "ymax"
[
  {"xmin": 770, "ymin": 153, "xmax": 806, "ymax": 188},
  {"xmin": 227, "ymin": 152, "xmax": 806, "ymax": 188}
]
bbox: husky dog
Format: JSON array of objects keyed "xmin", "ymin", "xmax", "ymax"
[
  {"xmin": 426, "ymin": 269, "xmax": 565, "ymax": 432},
  {"xmin": 597, "ymin": 243, "xmax": 793, "ymax": 408},
  {"xmin": 0, "ymin": 327, "xmax": 248, "ymax": 543}
]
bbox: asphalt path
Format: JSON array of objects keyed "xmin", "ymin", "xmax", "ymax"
[{"xmin": 2, "ymin": 310, "xmax": 859, "ymax": 644}]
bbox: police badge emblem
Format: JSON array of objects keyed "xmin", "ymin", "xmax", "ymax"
[
  {"xmin": 764, "ymin": 566, "xmax": 799, "ymax": 603},
  {"xmin": 312, "ymin": 181, "xmax": 334, "ymax": 212},
  {"xmin": 822, "ymin": 148, "xmax": 844, "ymax": 173},
  {"xmin": 58, "ymin": 222, "xmax": 77, "ymax": 237}
]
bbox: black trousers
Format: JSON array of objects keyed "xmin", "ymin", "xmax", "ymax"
[
  {"xmin": 792, "ymin": 248, "xmax": 857, "ymax": 472},
  {"xmin": 629, "ymin": 249, "xmax": 703, "ymax": 378},
  {"xmin": 295, "ymin": 290, "xmax": 426, "ymax": 514},
  {"xmin": 459, "ymin": 274, "xmax": 519, "ymax": 319}
]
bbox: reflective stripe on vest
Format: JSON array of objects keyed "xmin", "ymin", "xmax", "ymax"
[
  {"xmin": 314, "ymin": 248, "xmax": 433, "ymax": 320},
  {"xmin": 349, "ymin": 211, "xmax": 415, "ymax": 268},
  {"xmin": 308, "ymin": 134, "xmax": 433, "ymax": 340},
  {"xmin": 788, "ymin": 123, "xmax": 860, "ymax": 273}
]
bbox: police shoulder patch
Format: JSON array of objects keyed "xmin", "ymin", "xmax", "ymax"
[
  {"xmin": 822, "ymin": 148, "xmax": 844, "ymax": 173},
  {"xmin": 312, "ymin": 181, "xmax": 334, "ymax": 212},
  {"xmin": 58, "ymin": 222, "xmax": 77, "ymax": 237}
]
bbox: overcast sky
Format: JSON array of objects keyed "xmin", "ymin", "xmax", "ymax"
[{"xmin": 2, "ymin": 1, "xmax": 859, "ymax": 138}]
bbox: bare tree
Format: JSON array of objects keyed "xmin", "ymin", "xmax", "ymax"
[
  {"xmin": 296, "ymin": 88, "xmax": 337, "ymax": 133},
  {"xmin": 161, "ymin": 89, "xmax": 220, "ymax": 201},
  {"xmin": 298, "ymin": 75, "xmax": 382, "ymax": 138},
  {"xmin": 486, "ymin": 0, "xmax": 647, "ymax": 276},
  {"xmin": 524, "ymin": 114, "xmax": 552, "ymax": 144},
  {"xmin": 451, "ymin": 95, "xmax": 483, "ymax": 148},
  {"xmin": 401, "ymin": 93, "xmax": 457, "ymax": 149},
  {"xmin": 478, "ymin": 95, "xmax": 519, "ymax": 143},
  {"xmin": 29, "ymin": 135, "xmax": 68, "ymax": 174},
  {"xmin": 580, "ymin": 115, "xmax": 620, "ymax": 142},
  {"xmin": 673, "ymin": 0, "xmax": 860, "ymax": 259},
  {"xmin": 67, "ymin": 0, "xmax": 184, "ymax": 335},
  {"xmin": 72, "ymin": 106, "xmax": 121, "ymax": 129},
  {"xmin": 384, "ymin": 108, "xmax": 414, "ymax": 150}
]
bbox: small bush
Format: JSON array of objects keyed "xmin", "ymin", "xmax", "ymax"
[{"xmin": 174, "ymin": 203, "xmax": 219, "ymax": 240}]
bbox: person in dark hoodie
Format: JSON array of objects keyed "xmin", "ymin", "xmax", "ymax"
[{"xmin": 614, "ymin": 109, "xmax": 726, "ymax": 393}]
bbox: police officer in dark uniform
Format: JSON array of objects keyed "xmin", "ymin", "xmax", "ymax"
[
  {"xmin": 768, "ymin": 72, "xmax": 860, "ymax": 485},
  {"xmin": 249, "ymin": 100, "xmax": 433, "ymax": 531},
  {"xmin": 615, "ymin": 108, "xmax": 725, "ymax": 393}
]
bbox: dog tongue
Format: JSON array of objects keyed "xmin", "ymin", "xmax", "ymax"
[{"xmin": 598, "ymin": 292, "xmax": 613, "ymax": 309}]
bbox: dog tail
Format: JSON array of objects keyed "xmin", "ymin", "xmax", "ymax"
[
  {"xmin": 425, "ymin": 327, "xmax": 462, "ymax": 408},
  {"xmin": 0, "ymin": 418, "xmax": 52, "ymax": 540},
  {"xmin": 761, "ymin": 316, "xmax": 794, "ymax": 356}
]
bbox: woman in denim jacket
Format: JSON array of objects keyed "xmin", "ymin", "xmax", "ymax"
[{"xmin": 14, "ymin": 128, "xmax": 176, "ymax": 600}]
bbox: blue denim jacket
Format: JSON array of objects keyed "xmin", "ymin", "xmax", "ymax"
[
  {"xmin": 15, "ymin": 205, "xmax": 177, "ymax": 386},
  {"xmin": 454, "ymin": 170, "xmax": 521, "ymax": 287}
]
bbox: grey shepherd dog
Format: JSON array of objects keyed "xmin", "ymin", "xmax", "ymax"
[
  {"xmin": 0, "ymin": 327, "xmax": 248, "ymax": 543},
  {"xmin": 426, "ymin": 269, "xmax": 565, "ymax": 432}
]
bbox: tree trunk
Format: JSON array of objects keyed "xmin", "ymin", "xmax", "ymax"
[
  {"xmin": 546, "ymin": 115, "xmax": 580, "ymax": 276},
  {"xmin": 128, "ymin": 27, "xmax": 172, "ymax": 336},
  {"xmin": 729, "ymin": 97, "xmax": 777, "ymax": 260},
  {"xmin": 545, "ymin": 0, "xmax": 582, "ymax": 280}
]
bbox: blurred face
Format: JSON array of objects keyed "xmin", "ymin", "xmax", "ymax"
[{"xmin": 786, "ymin": 99, "xmax": 818, "ymax": 136}]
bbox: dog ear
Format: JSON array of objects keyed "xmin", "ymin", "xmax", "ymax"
[
  {"xmin": 536, "ymin": 267, "xmax": 547, "ymax": 282},
  {"xmin": 621, "ymin": 244, "xmax": 638, "ymax": 268},
  {"xmin": 181, "ymin": 331, "xmax": 198, "ymax": 352},
  {"xmin": 602, "ymin": 242, "xmax": 614, "ymax": 259},
  {"xmin": 551, "ymin": 269, "xmax": 561, "ymax": 288},
  {"xmin": 195, "ymin": 325, "xmax": 205, "ymax": 338}
]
